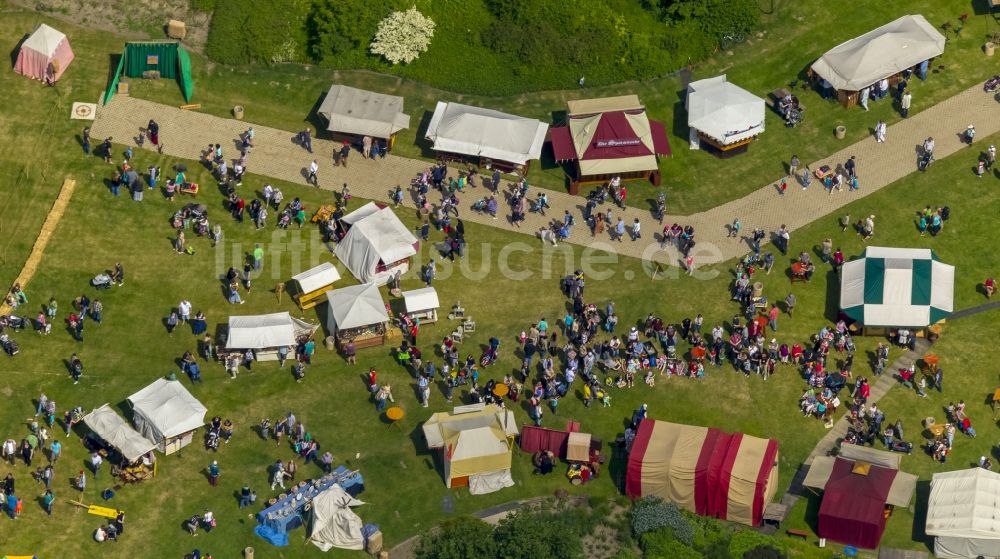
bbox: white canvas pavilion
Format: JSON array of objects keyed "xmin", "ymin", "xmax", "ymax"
[
  {"xmin": 334, "ymin": 203, "xmax": 417, "ymax": 285},
  {"xmin": 926, "ymin": 468, "xmax": 1000, "ymax": 559},
  {"xmin": 292, "ymin": 262, "xmax": 341, "ymax": 295},
  {"xmin": 402, "ymin": 287, "xmax": 440, "ymax": 322},
  {"xmin": 226, "ymin": 312, "xmax": 319, "ymax": 359},
  {"xmin": 686, "ymin": 75, "xmax": 765, "ymax": 146},
  {"xmin": 422, "ymin": 404, "xmax": 519, "ymax": 493},
  {"xmin": 425, "ymin": 101, "xmax": 548, "ymax": 167},
  {"xmin": 308, "ymin": 484, "xmax": 367, "ymax": 551},
  {"xmin": 128, "ymin": 379, "xmax": 207, "ymax": 454},
  {"xmin": 840, "ymin": 246, "xmax": 954, "ymax": 328},
  {"xmin": 811, "ymin": 14, "xmax": 945, "ymax": 92},
  {"xmin": 317, "ymin": 84, "xmax": 410, "ymax": 140},
  {"xmin": 83, "ymin": 404, "xmax": 158, "ymax": 463},
  {"xmin": 325, "ymin": 283, "xmax": 389, "ymax": 332}
]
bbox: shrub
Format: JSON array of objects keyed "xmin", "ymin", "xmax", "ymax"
[
  {"xmin": 369, "ymin": 6, "xmax": 436, "ymax": 65},
  {"xmin": 743, "ymin": 545, "xmax": 788, "ymax": 559},
  {"xmin": 641, "ymin": 532, "xmax": 703, "ymax": 559},
  {"xmin": 414, "ymin": 517, "xmax": 498, "ymax": 559},
  {"xmin": 206, "ymin": 0, "xmax": 308, "ymax": 65},
  {"xmin": 729, "ymin": 530, "xmax": 785, "ymax": 559},
  {"xmin": 307, "ymin": 0, "xmax": 400, "ymax": 65},
  {"xmin": 631, "ymin": 497, "xmax": 695, "ymax": 545},
  {"xmin": 494, "ymin": 509, "xmax": 584, "ymax": 559},
  {"xmin": 662, "ymin": 0, "xmax": 761, "ymax": 44}
]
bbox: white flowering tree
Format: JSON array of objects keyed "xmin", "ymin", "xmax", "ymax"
[{"xmin": 370, "ymin": 6, "xmax": 436, "ymax": 65}]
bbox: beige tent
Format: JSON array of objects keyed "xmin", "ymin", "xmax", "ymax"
[
  {"xmin": 334, "ymin": 203, "xmax": 418, "ymax": 286},
  {"xmin": 128, "ymin": 379, "xmax": 207, "ymax": 454},
  {"xmin": 317, "ymin": 84, "xmax": 410, "ymax": 141},
  {"xmin": 926, "ymin": 468, "xmax": 1000, "ymax": 559},
  {"xmin": 811, "ymin": 14, "xmax": 945, "ymax": 92},
  {"xmin": 422, "ymin": 404, "xmax": 518, "ymax": 493},
  {"xmin": 83, "ymin": 404, "xmax": 157, "ymax": 463},
  {"xmin": 425, "ymin": 101, "xmax": 548, "ymax": 168},
  {"xmin": 308, "ymin": 483, "xmax": 367, "ymax": 552}
]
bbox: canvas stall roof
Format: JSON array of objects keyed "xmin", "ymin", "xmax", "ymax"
[
  {"xmin": 292, "ymin": 262, "xmax": 341, "ymax": 294},
  {"xmin": 811, "ymin": 14, "xmax": 945, "ymax": 91},
  {"xmin": 442, "ymin": 423, "xmax": 512, "ymax": 484},
  {"xmin": 226, "ymin": 312, "xmax": 319, "ymax": 349},
  {"xmin": 341, "ymin": 201, "xmax": 383, "ymax": 226},
  {"xmin": 625, "ymin": 420, "xmax": 779, "ymax": 526},
  {"xmin": 840, "ymin": 246, "xmax": 954, "ymax": 327},
  {"xmin": 425, "ymin": 101, "xmax": 548, "ymax": 166},
  {"xmin": 334, "ymin": 206, "xmax": 418, "ymax": 283},
  {"xmin": 325, "ymin": 283, "xmax": 389, "ymax": 331},
  {"xmin": 402, "ymin": 287, "xmax": 439, "ymax": 313},
  {"xmin": 818, "ymin": 458, "xmax": 897, "ymax": 549},
  {"xmin": 839, "ymin": 442, "xmax": 904, "ymax": 469},
  {"xmin": 422, "ymin": 404, "xmax": 518, "ymax": 449},
  {"xmin": 128, "ymin": 378, "xmax": 207, "ymax": 439},
  {"xmin": 566, "ymin": 432, "xmax": 592, "ymax": 462},
  {"xmin": 562, "ymin": 99, "xmax": 671, "ymax": 176},
  {"xmin": 927, "ymin": 468, "xmax": 1000, "ymax": 539},
  {"xmin": 317, "ymin": 84, "xmax": 410, "ymax": 139},
  {"xmin": 308, "ymin": 483, "xmax": 366, "ymax": 552},
  {"xmin": 804, "ymin": 456, "xmax": 915, "ymax": 507},
  {"xmin": 83, "ymin": 404, "xmax": 157, "ymax": 462},
  {"xmin": 686, "ymin": 75, "xmax": 766, "ymax": 145},
  {"xmin": 567, "ymin": 95, "xmax": 645, "ymax": 115}
]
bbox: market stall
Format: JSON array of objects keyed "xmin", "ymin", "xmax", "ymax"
[
  {"xmin": 424, "ymin": 101, "xmax": 548, "ymax": 174},
  {"xmin": 548, "ymin": 95, "xmax": 671, "ymax": 191},
  {"xmin": 686, "ymin": 75, "xmax": 765, "ymax": 155},
  {"xmin": 317, "ymin": 84, "xmax": 410, "ymax": 151},
  {"xmin": 83, "ymin": 404, "xmax": 158, "ymax": 483},
  {"xmin": 334, "ymin": 203, "xmax": 418, "ymax": 286},
  {"xmin": 422, "ymin": 404, "xmax": 519, "ymax": 493},
  {"xmin": 810, "ymin": 14, "xmax": 945, "ymax": 107},
  {"xmin": 325, "ymin": 283, "xmax": 390, "ymax": 350},
  {"xmin": 127, "ymin": 378, "xmax": 207, "ymax": 455},
  {"xmin": 225, "ymin": 312, "xmax": 319, "ymax": 361},
  {"xmin": 926, "ymin": 468, "xmax": 1000, "ymax": 559},
  {"xmin": 291, "ymin": 262, "xmax": 341, "ymax": 310},
  {"xmin": 401, "ymin": 287, "xmax": 440, "ymax": 323},
  {"xmin": 254, "ymin": 466, "xmax": 364, "ymax": 548}
]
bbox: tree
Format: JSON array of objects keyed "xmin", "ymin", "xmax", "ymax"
[
  {"xmin": 307, "ymin": 0, "xmax": 399, "ymax": 64},
  {"xmin": 369, "ymin": 6, "xmax": 436, "ymax": 65},
  {"xmin": 494, "ymin": 509, "xmax": 584, "ymax": 559},
  {"xmin": 414, "ymin": 517, "xmax": 498, "ymax": 559}
]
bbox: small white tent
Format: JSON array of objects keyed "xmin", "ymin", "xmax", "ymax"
[
  {"xmin": 402, "ymin": 287, "xmax": 440, "ymax": 322},
  {"xmin": 926, "ymin": 468, "xmax": 1000, "ymax": 559},
  {"xmin": 83, "ymin": 404, "xmax": 158, "ymax": 463},
  {"xmin": 317, "ymin": 85, "xmax": 410, "ymax": 141},
  {"xmin": 686, "ymin": 75, "xmax": 765, "ymax": 148},
  {"xmin": 334, "ymin": 203, "xmax": 418, "ymax": 285},
  {"xmin": 326, "ymin": 284, "xmax": 389, "ymax": 331},
  {"xmin": 425, "ymin": 101, "xmax": 548, "ymax": 168},
  {"xmin": 128, "ymin": 379, "xmax": 207, "ymax": 454},
  {"xmin": 308, "ymin": 484, "xmax": 366, "ymax": 551},
  {"xmin": 422, "ymin": 404, "xmax": 519, "ymax": 493},
  {"xmin": 226, "ymin": 312, "xmax": 319, "ymax": 359},
  {"xmin": 14, "ymin": 23, "xmax": 74, "ymax": 83},
  {"xmin": 292, "ymin": 262, "xmax": 341, "ymax": 295}
]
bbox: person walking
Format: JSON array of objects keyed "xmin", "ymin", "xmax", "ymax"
[
  {"xmin": 685, "ymin": 255, "xmax": 695, "ymax": 276},
  {"xmin": 42, "ymin": 489, "xmax": 54, "ymax": 516},
  {"xmin": 76, "ymin": 470, "xmax": 86, "ymax": 493},
  {"xmin": 900, "ymin": 90, "xmax": 912, "ymax": 118},
  {"xmin": 82, "ymin": 127, "xmax": 91, "ymax": 155},
  {"xmin": 300, "ymin": 128, "xmax": 312, "ymax": 153},
  {"xmin": 630, "ymin": 219, "xmax": 641, "ymax": 241},
  {"xmin": 875, "ymin": 120, "xmax": 887, "ymax": 143},
  {"xmin": 252, "ymin": 244, "xmax": 264, "ymax": 271},
  {"xmin": 307, "ymin": 159, "xmax": 319, "ymax": 186},
  {"xmin": 239, "ymin": 484, "xmax": 253, "ymax": 508},
  {"xmin": 789, "ymin": 154, "xmax": 799, "ymax": 177},
  {"xmin": 730, "ymin": 218, "xmax": 741, "ymax": 239},
  {"xmin": 339, "ymin": 143, "xmax": 351, "ymax": 168},
  {"xmin": 784, "ymin": 292, "xmax": 796, "ymax": 317},
  {"xmin": 207, "ymin": 460, "xmax": 220, "ymax": 487},
  {"xmin": 614, "ymin": 218, "xmax": 625, "ymax": 242},
  {"xmin": 90, "ymin": 451, "xmax": 103, "ymax": 478},
  {"xmin": 845, "ymin": 156, "xmax": 857, "ymax": 179},
  {"xmin": 768, "ymin": 304, "xmax": 779, "ymax": 332},
  {"xmin": 776, "ymin": 225, "xmax": 790, "ymax": 255}
]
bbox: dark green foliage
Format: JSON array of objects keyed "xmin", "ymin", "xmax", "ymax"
[
  {"xmin": 662, "ymin": 0, "xmax": 761, "ymax": 43},
  {"xmin": 729, "ymin": 530, "xmax": 786, "ymax": 559},
  {"xmin": 494, "ymin": 509, "xmax": 585, "ymax": 559},
  {"xmin": 643, "ymin": 535, "xmax": 704, "ymax": 559},
  {"xmin": 307, "ymin": 0, "xmax": 400, "ymax": 65},
  {"xmin": 414, "ymin": 517, "xmax": 499, "ymax": 559},
  {"xmin": 631, "ymin": 497, "xmax": 695, "ymax": 545},
  {"xmin": 206, "ymin": 0, "xmax": 307, "ymax": 65},
  {"xmin": 743, "ymin": 545, "xmax": 788, "ymax": 559}
]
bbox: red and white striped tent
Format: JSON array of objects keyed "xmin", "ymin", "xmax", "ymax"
[{"xmin": 625, "ymin": 420, "xmax": 779, "ymax": 526}]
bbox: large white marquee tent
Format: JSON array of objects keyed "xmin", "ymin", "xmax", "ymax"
[
  {"xmin": 926, "ymin": 468, "xmax": 1000, "ymax": 559},
  {"xmin": 128, "ymin": 378, "xmax": 207, "ymax": 454},
  {"xmin": 425, "ymin": 101, "xmax": 548, "ymax": 167}
]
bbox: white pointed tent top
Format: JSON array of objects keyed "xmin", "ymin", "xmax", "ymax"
[
  {"xmin": 686, "ymin": 75, "xmax": 766, "ymax": 145},
  {"xmin": 24, "ymin": 23, "xmax": 67, "ymax": 57},
  {"xmin": 325, "ymin": 283, "xmax": 389, "ymax": 330},
  {"xmin": 83, "ymin": 404, "xmax": 158, "ymax": 463}
]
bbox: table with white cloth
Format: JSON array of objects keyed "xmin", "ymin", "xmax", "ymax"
[{"xmin": 256, "ymin": 466, "xmax": 364, "ymax": 534}]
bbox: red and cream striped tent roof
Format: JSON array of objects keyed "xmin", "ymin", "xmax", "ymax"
[{"xmin": 625, "ymin": 420, "xmax": 779, "ymax": 526}]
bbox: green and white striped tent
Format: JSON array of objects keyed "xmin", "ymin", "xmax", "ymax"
[{"xmin": 840, "ymin": 247, "xmax": 954, "ymax": 327}]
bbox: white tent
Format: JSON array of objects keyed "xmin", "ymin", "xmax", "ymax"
[
  {"xmin": 926, "ymin": 468, "xmax": 1000, "ymax": 559},
  {"xmin": 317, "ymin": 84, "xmax": 410, "ymax": 140},
  {"xmin": 226, "ymin": 312, "xmax": 319, "ymax": 357},
  {"xmin": 840, "ymin": 246, "xmax": 954, "ymax": 327},
  {"xmin": 686, "ymin": 75, "xmax": 765, "ymax": 146},
  {"xmin": 83, "ymin": 404, "xmax": 157, "ymax": 463},
  {"xmin": 422, "ymin": 404, "xmax": 519, "ymax": 493},
  {"xmin": 811, "ymin": 14, "xmax": 945, "ymax": 91},
  {"xmin": 308, "ymin": 483, "xmax": 366, "ymax": 551},
  {"xmin": 402, "ymin": 287, "xmax": 439, "ymax": 322},
  {"xmin": 425, "ymin": 101, "xmax": 548, "ymax": 166},
  {"xmin": 334, "ymin": 204, "xmax": 417, "ymax": 285},
  {"xmin": 128, "ymin": 379, "xmax": 207, "ymax": 454},
  {"xmin": 13, "ymin": 23, "xmax": 74, "ymax": 83},
  {"xmin": 292, "ymin": 262, "xmax": 342, "ymax": 295},
  {"xmin": 326, "ymin": 283, "xmax": 389, "ymax": 331}
]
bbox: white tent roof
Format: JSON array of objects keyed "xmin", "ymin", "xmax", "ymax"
[
  {"xmin": 927, "ymin": 468, "xmax": 1000, "ymax": 558},
  {"xmin": 445, "ymin": 425, "xmax": 510, "ymax": 461},
  {"xmin": 425, "ymin": 101, "xmax": 548, "ymax": 166},
  {"xmin": 422, "ymin": 404, "xmax": 518, "ymax": 449},
  {"xmin": 402, "ymin": 287, "xmax": 439, "ymax": 313},
  {"xmin": 325, "ymin": 283, "xmax": 389, "ymax": 331},
  {"xmin": 128, "ymin": 379, "xmax": 207, "ymax": 441},
  {"xmin": 341, "ymin": 201, "xmax": 381, "ymax": 226},
  {"xmin": 811, "ymin": 14, "xmax": 945, "ymax": 91},
  {"xmin": 840, "ymin": 246, "xmax": 954, "ymax": 328},
  {"xmin": 334, "ymin": 205, "xmax": 417, "ymax": 284},
  {"xmin": 226, "ymin": 312, "xmax": 318, "ymax": 349},
  {"xmin": 24, "ymin": 23, "xmax": 67, "ymax": 57},
  {"xmin": 83, "ymin": 404, "xmax": 157, "ymax": 463},
  {"xmin": 317, "ymin": 84, "xmax": 410, "ymax": 139},
  {"xmin": 292, "ymin": 262, "xmax": 341, "ymax": 294},
  {"xmin": 686, "ymin": 75, "xmax": 765, "ymax": 145},
  {"xmin": 308, "ymin": 483, "xmax": 366, "ymax": 552}
]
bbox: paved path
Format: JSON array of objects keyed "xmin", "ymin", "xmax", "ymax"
[{"xmin": 91, "ymin": 84, "xmax": 1000, "ymax": 266}]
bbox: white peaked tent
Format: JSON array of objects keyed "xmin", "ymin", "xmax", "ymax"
[
  {"xmin": 926, "ymin": 468, "xmax": 1000, "ymax": 559},
  {"xmin": 811, "ymin": 14, "xmax": 945, "ymax": 92},
  {"xmin": 840, "ymin": 247, "xmax": 954, "ymax": 328},
  {"xmin": 317, "ymin": 84, "xmax": 410, "ymax": 140},
  {"xmin": 686, "ymin": 75, "xmax": 765, "ymax": 146},
  {"xmin": 83, "ymin": 404, "xmax": 157, "ymax": 463},
  {"xmin": 293, "ymin": 262, "xmax": 341, "ymax": 295},
  {"xmin": 128, "ymin": 379, "xmax": 207, "ymax": 454},
  {"xmin": 14, "ymin": 23, "xmax": 74, "ymax": 83},
  {"xmin": 422, "ymin": 404, "xmax": 519, "ymax": 493},
  {"xmin": 326, "ymin": 283, "xmax": 389, "ymax": 332},
  {"xmin": 425, "ymin": 101, "xmax": 548, "ymax": 167},
  {"xmin": 334, "ymin": 203, "xmax": 418, "ymax": 285},
  {"xmin": 402, "ymin": 287, "xmax": 440, "ymax": 322},
  {"xmin": 308, "ymin": 484, "xmax": 367, "ymax": 552},
  {"xmin": 226, "ymin": 312, "xmax": 319, "ymax": 359}
]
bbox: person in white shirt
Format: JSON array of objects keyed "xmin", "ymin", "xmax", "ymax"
[
  {"xmin": 94, "ymin": 526, "xmax": 107, "ymax": 542},
  {"xmin": 308, "ymin": 160, "xmax": 319, "ymax": 186},
  {"xmin": 178, "ymin": 300, "xmax": 192, "ymax": 323}
]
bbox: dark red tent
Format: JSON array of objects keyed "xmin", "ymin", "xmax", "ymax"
[{"xmin": 817, "ymin": 458, "xmax": 897, "ymax": 549}]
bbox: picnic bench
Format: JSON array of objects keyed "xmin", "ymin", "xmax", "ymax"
[{"xmin": 786, "ymin": 528, "xmax": 809, "ymax": 540}]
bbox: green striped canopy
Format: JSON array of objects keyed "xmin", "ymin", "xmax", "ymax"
[{"xmin": 840, "ymin": 247, "xmax": 954, "ymax": 327}]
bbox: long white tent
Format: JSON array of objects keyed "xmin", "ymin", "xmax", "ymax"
[
  {"xmin": 811, "ymin": 14, "xmax": 945, "ymax": 91},
  {"xmin": 128, "ymin": 379, "xmax": 207, "ymax": 454},
  {"xmin": 425, "ymin": 101, "xmax": 548, "ymax": 166},
  {"xmin": 317, "ymin": 84, "xmax": 410, "ymax": 139},
  {"xmin": 83, "ymin": 404, "xmax": 157, "ymax": 463},
  {"xmin": 686, "ymin": 75, "xmax": 765, "ymax": 146},
  {"xmin": 226, "ymin": 312, "xmax": 318, "ymax": 350},
  {"xmin": 334, "ymin": 203, "xmax": 417, "ymax": 285},
  {"xmin": 840, "ymin": 246, "xmax": 954, "ymax": 328},
  {"xmin": 926, "ymin": 468, "xmax": 1000, "ymax": 559}
]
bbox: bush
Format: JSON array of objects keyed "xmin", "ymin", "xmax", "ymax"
[
  {"xmin": 308, "ymin": 0, "xmax": 400, "ymax": 65},
  {"xmin": 743, "ymin": 545, "xmax": 788, "ymax": 559},
  {"xmin": 662, "ymin": 0, "xmax": 761, "ymax": 44},
  {"xmin": 729, "ymin": 530, "xmax": 785, "ymax": 559},
  {"xmin": 641, "ymin": 532, "xmax": 703, "ymax": 559},
  {"xmin": 631, "ymin": 497, "xmax": 695, "ymax": 545},
  {"xmin": 206, "ymin": 0, "xmax": 308, "ymax": 65},
  {"xmin": 369, "ymin": 6, "xmax": 436, "ymax": 65},
  {"xmin": 494, "ymin": 509, "xmax": 584, "ymax": 559},
  {"xmin": 414, "ymin": 517, "xmax": 498, "ymax": 559}
]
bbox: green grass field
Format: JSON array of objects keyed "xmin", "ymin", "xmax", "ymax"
[{"xmin": 2, "ymin": 1, "xmax": 1000, "ymax": 557}]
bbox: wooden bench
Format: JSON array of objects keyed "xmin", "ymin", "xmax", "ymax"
[
  {"xmin": 786, "ymin": 528, "xmax": 809, "ymax": 540},
  {"xmin": 294, "ymin": 285, "xmax": 333, "ymax": 310}
]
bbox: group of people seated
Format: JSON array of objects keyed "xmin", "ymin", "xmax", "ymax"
[{"xmin": 776, "ymin": 92, "xmax": 803, "ymax": 127}]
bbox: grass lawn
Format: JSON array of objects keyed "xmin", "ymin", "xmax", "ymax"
[{"xmin": 2, "ymin": 3, "xmax": 1000, "ymax": 558}]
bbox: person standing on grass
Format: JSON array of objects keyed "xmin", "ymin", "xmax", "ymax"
[
  {"xmin": 253, "ymin": 244, "xmax": 264, "ymax": 271},
  {"xmin": 784, "ymin": 292, "xmax": 796, "ymax": 317},
  {"xmin": 900, "ymin": 90, "xmax": 912, "ymax": 118},
  {"xmin": 42, "ymin": 489, "xmax": 54, "ymax": 516},
  {"xmin": 789, "ymin": 154, "xmax": 799, "ymax": 177},
  {"xmin": 207, "ymin": 460, "xmax": 219, "ymax": 486},
  {"xmin": 82, "ymin": 127, "xmax": 91, "ymax": 155},
  {"xmin": 76, "ymin": 469, "xmax": 86, "ymax": 493},
  {"xmin": 90, "ymin": 451, "xmax": 102, "ymax": 478},
  {"xmin": 178, "ymin": 299, "xmax": 192, "ymax": 324},
  {"xmin": 768, "ymin": 304, "xmax": 779, "ymax": 332}
]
